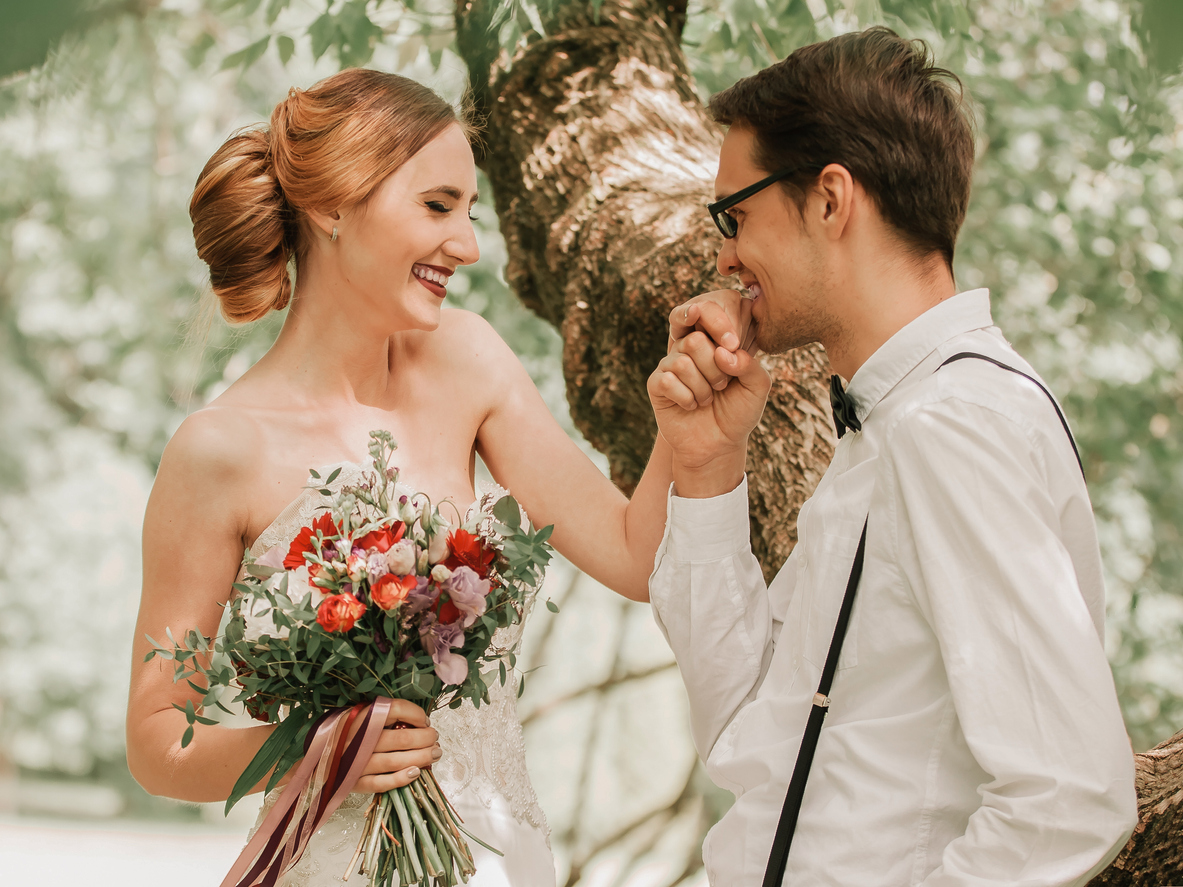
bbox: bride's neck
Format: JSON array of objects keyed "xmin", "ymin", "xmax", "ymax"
[{"xmin": 264, "ymin": 289, "xmax": 405, "ymax": 407}]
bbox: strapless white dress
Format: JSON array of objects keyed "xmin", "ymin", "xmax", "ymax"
[{"xmin": 240, "ymin": 461, "xmax": 555, "ymax": 887}]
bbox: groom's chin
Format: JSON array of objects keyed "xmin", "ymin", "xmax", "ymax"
[{"xmin": 757, "ymin": 326, "xmax": 811, "ymax": 356}]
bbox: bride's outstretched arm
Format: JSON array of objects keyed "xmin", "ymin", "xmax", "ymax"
[
  {"xmin": 472, "ymin": 296, "xmax": 749, "ymax": 603},
  {"xmin": 127, "ymin": 411, "xmax": 438, "ymax": 802}
]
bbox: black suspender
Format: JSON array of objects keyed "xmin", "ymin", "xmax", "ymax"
[
  {"xmin": 938, "ymin": 352, "xmax": 1084, "ymax": 479},
  {"xmin": 760, "ymin": 519, "xmax": 867, "ymax": 887},
  {"xmin": 761, "ymin": 352, "xmax": 1083, "ymax": 886}
]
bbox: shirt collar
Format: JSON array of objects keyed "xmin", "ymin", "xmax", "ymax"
[{"xmin": 845, "ymin": 289, "xmax": 993, "ymax": 423}]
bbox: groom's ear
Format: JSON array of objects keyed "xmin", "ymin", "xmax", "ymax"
[{"xmin": 813, "ymin": 163, "xmax": 855, "ymax": 239}]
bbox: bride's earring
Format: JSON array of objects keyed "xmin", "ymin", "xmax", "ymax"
[{"xmin": 330, "ymin": 226, "xmax": 338, "ymax": 243}]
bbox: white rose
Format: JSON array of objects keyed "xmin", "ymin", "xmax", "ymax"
[
  {"xmin": 427, "ymin": 522, "xmax": 450, "ymax": 565},
  {"xmin": 286, "ymin": 565, "xmax": 326, "ymax": 608},
  {"xmin": 384, "ymin": 540, "xmax": 416, "ymax": 575},
  {"xmin": 431, "ymin": 564, "xmax": 452, "ymax": 583},
  {"xmin": 240, "ymin": 596, "xmax": 290, "ymax": 642}
]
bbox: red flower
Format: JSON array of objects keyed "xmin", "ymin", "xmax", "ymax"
[
  {"xmin": 316, "ymin": 593, "xmax": 366, "ymax": 632},
  {"xmin": 438, "ymin": 598, "xmax": 461, "ymax": 625},
  {"xmin": 284, "ymin": 512, "xmax": 339, "ymax": 570},
  {"xmin": 356, "ymin": 522, "xmax": 406, "ymax": 554},
  {"xmin": 444, "ymin": 529, "xmax": 495, "ymax": 579},
  {"xmin": 371, "ymin": 573, "xmax": 417, "ymax": 611}
]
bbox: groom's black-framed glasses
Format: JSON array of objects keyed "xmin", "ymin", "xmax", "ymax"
[{"xmin": 707, "ymin": 164, "xmax": 826, "ymax": 239}]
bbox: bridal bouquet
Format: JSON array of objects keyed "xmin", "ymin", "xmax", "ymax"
[{"xmin": 146, "ymin": 431, "xmax": 553, "ymax": 887}]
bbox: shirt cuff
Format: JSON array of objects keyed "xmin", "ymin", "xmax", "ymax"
[{"xmin": 665, "ymin": 475, "xmax": 752, "ymax": 562}]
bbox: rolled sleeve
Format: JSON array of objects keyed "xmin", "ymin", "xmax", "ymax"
[{"xmin": 664, "ymin": 476, "xmax": 755, "ymax": 563}]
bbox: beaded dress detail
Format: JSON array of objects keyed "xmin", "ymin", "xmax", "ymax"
[{"xmin": 241, "ymin": 462, "xmax": 553, "ymax": 887}]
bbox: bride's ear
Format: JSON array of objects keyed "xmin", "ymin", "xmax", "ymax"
[{"xmin": 306, "ymin": 207, "xmax": 342, "ymax": 242}]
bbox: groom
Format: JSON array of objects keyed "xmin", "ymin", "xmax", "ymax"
[{"xmin": 646, "ymin": 26, "xmax": 1137, "ymax": 887}]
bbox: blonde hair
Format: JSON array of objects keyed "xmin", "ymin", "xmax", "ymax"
[{"xmin": 189, "ymin": 69, "xmax": 461, "ymax": 323}]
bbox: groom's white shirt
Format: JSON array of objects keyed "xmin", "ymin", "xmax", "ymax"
[{"xmin": 649, "ymin": 289, "xmax": 1137, "ymax": 887}]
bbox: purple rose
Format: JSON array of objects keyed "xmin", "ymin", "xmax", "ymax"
[
  {"xmin": 442, "ymin": 567, "xmax": 490, "ymax": 628},
  {"xmin": 402, "ymin": 577, "xmax": 436, "ymax": 616},
  {"xmin": 419, "ymin": 614, "xmax": 467, "ymax": 685}
]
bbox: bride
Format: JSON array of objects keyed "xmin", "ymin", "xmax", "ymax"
[{"xmin": 125, "ymin": 68, "xmax": 703, "ymax": 886}]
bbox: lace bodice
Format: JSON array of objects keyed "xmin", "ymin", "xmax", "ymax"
[{"xmin": 242, "ymin": 461, "xmax": 549, "ymax": 887}]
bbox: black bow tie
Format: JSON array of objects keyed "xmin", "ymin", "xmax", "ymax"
[{"xmin": 830, "ymin": 374, "xmax": 862, "ymax": 439}]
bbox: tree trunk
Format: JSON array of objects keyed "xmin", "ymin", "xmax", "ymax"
[
  {"xmin": 452, "ymin": 0, "xmax": 1182, "ymax": 877},
  {"xmin": 455, "ymin": 0, "xmax": 835, "ymax": 579},
  {"xmin": 1089, "ymin": 730, "xmax": 1183, "ymax": 886}
]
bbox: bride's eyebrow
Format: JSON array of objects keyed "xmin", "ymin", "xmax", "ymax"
[{"xmin": 420, "ymin": 186, "xmax": 479, "ymax": 203}]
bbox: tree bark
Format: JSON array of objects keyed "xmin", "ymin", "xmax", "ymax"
[
  {"xmin": 1089, "ymin": 730, "xmax": 1183, "ymax": 886},
  {"xmin": 452, "ymin": 0, "xmax": 1182, "ymax": 877},
  {"xmin": 455, "ymin": 0, "xmax": 835, "ymax": 580}
]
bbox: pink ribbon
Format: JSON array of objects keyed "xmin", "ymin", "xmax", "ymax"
[{"xmin": 220, "ymin": 697, "xmax": 393, "ymax": 887}]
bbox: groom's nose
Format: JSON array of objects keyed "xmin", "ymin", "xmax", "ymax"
[{"xmin": 716, "ymin": 237, "xmax": 742, "ymax": 277}]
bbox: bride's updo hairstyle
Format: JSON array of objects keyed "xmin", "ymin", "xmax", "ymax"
[{"xmin": 190, "ymin": 69, "xmax": 460, "ymax": 323}]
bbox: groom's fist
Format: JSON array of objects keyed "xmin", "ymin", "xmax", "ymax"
[{"xmin": 648, "ymin": 329, "xmax": 770, "ymax": 498}]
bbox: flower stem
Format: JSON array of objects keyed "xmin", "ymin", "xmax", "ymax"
[
  {"xmin": 410, "ymin": 779, "xmax": 472, "ymax": 877},
  {"xmin": 390, "ymin": 787, "xmax": 424, "ymax": 883},
  {"xmin": 401, "ymin": 783, "xmax": 446, "ymax": 879}
]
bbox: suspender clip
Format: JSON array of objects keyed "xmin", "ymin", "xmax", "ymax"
[{"xmin": 813, "ymin": 693, "xmax": 831, "ymax": 708}]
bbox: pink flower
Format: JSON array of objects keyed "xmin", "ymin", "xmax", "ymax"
[
  {"xmin": 419, "ymin": 615, "xmax": 467, "ymax": 686},
  {"xmin": 256, "ymin": 545, "xmax": 286, "ymax": 570},
  {"xmin": 441, "ymin": 567, "xmax": 490, "ymax": 628},
  {"xmin": 366, "ymin": 552, "xmax": 389, "ymax": 585},
  {"xmin": 403, "ymin": 578, "xmax": 437, "ymax": 616}
]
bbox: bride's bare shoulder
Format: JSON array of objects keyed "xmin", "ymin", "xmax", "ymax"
[
  {"xmin": 156, "ymin": 403, "xmax": 266, "ymax": 495},
  {"xmin": 432, "ymin": 308, "xmax": 527, "ymax": 378}
]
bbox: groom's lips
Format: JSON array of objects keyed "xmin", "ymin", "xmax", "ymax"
[{"xmin": 745, "ymin": 282, "xmax": 763, "ymax": 301}]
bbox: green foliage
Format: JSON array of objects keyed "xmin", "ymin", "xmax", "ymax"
[{"xmin": 0, "ymin": 0, "xmax": 88, "ymax": 79}]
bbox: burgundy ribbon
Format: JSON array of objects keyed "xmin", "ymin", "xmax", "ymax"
[{"xmin": 220, "ymin": 697, "xmax": 393, "ymax": 887}]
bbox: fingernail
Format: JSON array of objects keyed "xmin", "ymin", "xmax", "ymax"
[
  {"xmin": 714, "ymin": 379, "xmax": 728, "ymax": 390},
  {"xmin": 722, "ymin": 333, "xmax": 739, "ymax": 350},
  {"xmin": 432, "ymin": 747, "xmax": 443, "ymax": 761},
  {"xmin": 425, "ymin": 717, "xmax": 431, "ymax": 728},
  {"xmin": 407, "ymin": 767, "xmax": 420, "ymax": 778}
]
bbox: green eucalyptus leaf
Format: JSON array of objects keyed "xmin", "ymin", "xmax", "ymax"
[
  {"xmin": 492, "ymin": 495, "xmax": 522, "ymax": 530},
  {"xmin": 227, "ymin": 710, "xmax": 311, "ymax": 814},
  {"xmin": 265, "ymin": 0, "xmax": 290, "ymax": 25},
  {"xmin": 309, "ymin": 12, "xmax": 336, "ymax": 61},
  {"xmin": 220, "ymin": 35, "xmax": 270, "ymax": 71}
]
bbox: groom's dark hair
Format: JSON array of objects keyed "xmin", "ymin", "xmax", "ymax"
[{"xmin": 709, "ymin": 26, "xmax": 975, "ymax": 270}]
